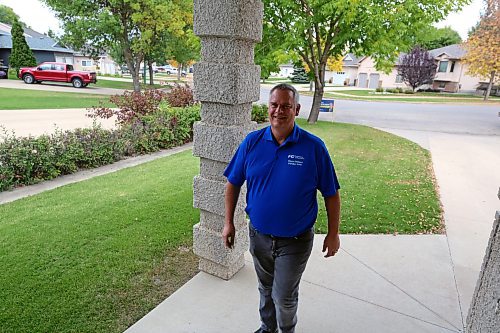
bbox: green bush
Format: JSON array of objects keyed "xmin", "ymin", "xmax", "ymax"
[
  {"xmin": 0, "ymin": 105, "xmax": 201, "ymax": 192},
  {"xmin": 404, "ymin": 89, "xmax": 415, "ymax": 94},
  {"xmin": 396, "ymin": 87, "xmax": 404, "ymax": 93},
  {"xmin": 252, "ymin": 104, "xmax": 268, "ymax": 123},
  {"xmin": 375, "ymin": 87, "xmax": 384, "ymax": 92},
  {"xmin": 8, "ymin": 68, "xmax": 18, "ymax": 80}
]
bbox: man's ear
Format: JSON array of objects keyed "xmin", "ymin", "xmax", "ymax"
[{"xmin": 295, "ymin": 104, "xmax": 301, "ymax": 116}]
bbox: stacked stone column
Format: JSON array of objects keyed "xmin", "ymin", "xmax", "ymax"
[
  {"xmin": 466, "ymin": 188, "xmax": 500, "ymax": 332},
  {"xmin": 192, "ymin": 0, "xmax": 263, "ymax": 280}
]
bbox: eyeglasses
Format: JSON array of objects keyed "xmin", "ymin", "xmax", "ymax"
[{"xmin": 269, "ymin": 103, "xmax": 293, "ymax": 111}]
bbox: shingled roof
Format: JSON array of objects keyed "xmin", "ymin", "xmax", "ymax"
[
  {"xmin": 428, "ymin": 44, "xmax": 466, "ymax": 59},
  {"xmin": 0, "ymin": 23, "xmax": 73, "ymax": 53}
]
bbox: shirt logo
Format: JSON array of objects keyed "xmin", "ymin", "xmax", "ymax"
[{"xmin": 288, "ymin": 154, "xmax": 304, "ymax": 166}]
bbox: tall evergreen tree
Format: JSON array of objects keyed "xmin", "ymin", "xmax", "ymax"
[{"xmin": 9, "ymin": 19, "xmax": 37, "ymax": 70}]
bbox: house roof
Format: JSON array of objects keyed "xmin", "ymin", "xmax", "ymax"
[
  {"xmin": 0, "ymin": 23, "xmax": 73, "ymax": 54},
  {"xmin": 343, "ymin": 53, "xmax": 363, "ymax": 67},
  {"xmin": 429, "ymin": 44, "xmax": 466, "ymax": 59}
]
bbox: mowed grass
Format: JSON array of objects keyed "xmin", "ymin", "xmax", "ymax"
[
  {"xmin": 0, "ymin": 88, "xmax": 113, "ymax": 109},
  {"xmin": 95, "ymin": 79, "xmax": 163, "ymax": 90},
  {"xmin": 295, "ymin": 119, "xmax": 442, "ymax": 234},
  {"xmin": 317, "ymin": 90, "xmax": 500, "ymax": 103},
  {"xmin": 0, "ymin": 150, "xmax": 200, "ymax": 333},
  {"xmin": 0, "ymin": 121, "xmax": 442, "ymax": 332}
]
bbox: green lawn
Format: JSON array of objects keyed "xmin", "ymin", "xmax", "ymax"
[
  {"xmin": 314, "ymin": 90, "xmax": 500, "ymax": 103},
  {"xmin": 95, "ymin": 79, "xmax": 163, "ymax": 90},
  {"xmin": 0, "ymin": 88, "xmax": 113, "ymax": 109},
  {"xmin": 0, "ymin": 121, "xmax": 442, "ymax": 332},
  {"xmin": 0, "ymin": 150, "xmax": 200, "ymax": 333}
]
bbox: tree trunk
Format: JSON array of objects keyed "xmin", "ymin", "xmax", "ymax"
[
  {"xmin": 148, "ymin": 59, "xmax": 154, "ymax": 86},
  {"xmin": 484, "ymin": 70, "xmax": 495, "ymax": 101},
  {"xmin": 177, "ymin": 64, "xmax": 182, "ymax": 81},
  {"xmin": 307, "ymin": 64, "xmax": 326, "ymax": 124}
]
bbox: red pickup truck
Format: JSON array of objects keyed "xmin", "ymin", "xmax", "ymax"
[{"xmin": 18, "ymin": 62, "xmax": 97, "ymax": 88}]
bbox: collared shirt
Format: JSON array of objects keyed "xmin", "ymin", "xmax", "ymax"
[{"xmin": 224, "ymin": 124, "xmax": 340, "ymax": 237}]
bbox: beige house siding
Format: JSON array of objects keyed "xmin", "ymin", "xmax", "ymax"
[
  {"xmin": 434, "ymin": 55, "xmax": 479, "ymax": 92},
  {"xmin": 356, "ymin": 57, "xmax": 409, "ymax": 89},
  {"xmin": 73, "ymin": 55, "xmax": 97, "ymax": 72}
]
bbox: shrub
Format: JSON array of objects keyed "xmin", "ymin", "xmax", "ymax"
[
  {"xmin": 396, "ymin": 87, "xmax": 404, "ymax": 93},
  {"xmin": 375, "ymin": 87, "xmax": 384, "ymax": 93},
  {"xmin": 385, "ymin": 88, "xmax": 397, "ymax": 93},
  {"xmin": 166, "ymin": 84, "xmax": 195, "ymax": 107},
  {"xmin": 404, "ymin": 89, "xmax": 415, "ymax": 94},
  {"xmin": 88, "ymin": 89, "xmax": 167, "ymax": 125},
  {"xmin": 0, "ymin": 105, "xmax": 201, "ymax": 192},
  {"xmin": 252, "ymin": 104, "xmax": 268, "ymax": 123}
]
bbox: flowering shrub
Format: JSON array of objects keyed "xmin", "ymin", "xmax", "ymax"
[
  {"xmin": 87, "ymin": 89, "xmax": 167, "ymax": 125},
  {"xmin": 0, "ymin": 105, "xmax": 200, "ymax": 192},
  {"xmin": 166, "ymin": 84, "xmax": 195, "ymax": 107}
]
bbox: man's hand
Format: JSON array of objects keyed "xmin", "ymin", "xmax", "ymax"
[
  {"xmin": 322, "ymin": 233, "xmax": 340, "ymax": 258},
  {"xmin": 222, "ymin": 223, "xmax": 236, "ymax": 249}
]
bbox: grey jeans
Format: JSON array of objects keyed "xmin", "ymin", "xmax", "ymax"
[{"xmin": 249, "ymin": 222, "xmax": 314, "ymax": 333}]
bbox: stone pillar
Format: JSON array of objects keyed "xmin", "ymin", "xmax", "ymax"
[
  {"xmin": 192, "ymin": 0, "xmax": 263, "ymax": 280},
  {"xmin": 466, "ymin": 188, "xmax": 500, "ymax": 332}
]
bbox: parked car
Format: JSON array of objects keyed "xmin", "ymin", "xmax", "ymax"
[
  {"xmin": 157, "ymin": 65, "xmax": 186, "ymax": 76},
  {"xmin": 18, "ymin": 62, "xmax": 97, "ymax": 88}
]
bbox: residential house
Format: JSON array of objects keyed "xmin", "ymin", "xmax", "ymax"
[
  {"xmin": 0, "ymin": 23, "xmax": 74, "ymax": 66},
  {"xmin": 429, "ymin": 44, "xmax": 479, "ymax": 92},
  {"xmin": 73, "ymin": 53, "xmax": 119, "ymax": 75},
  {"xmin": 353, "ymin": 44, "xmax": 482, "ymax": 93},
  {"xmin": 325, "ymin": 53, "xmax": 363, "ymax": 86}
]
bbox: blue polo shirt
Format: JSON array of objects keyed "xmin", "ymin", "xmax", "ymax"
[{"xmin": 224, "ymin": 124, "xmax": 340, "ymax": 237}]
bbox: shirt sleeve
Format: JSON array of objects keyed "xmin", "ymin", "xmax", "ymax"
[
  {"xmin": 317, "ymin": 142, "xmax": 340, "ymax": 197},
  {"xmin": 223, "ymin": 137, "xmax": 248, "ymax": 187}
]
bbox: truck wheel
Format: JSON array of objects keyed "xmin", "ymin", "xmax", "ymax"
[
  {"xmin": 72, "ymin": 78, "xmax": 83, "ymax": 88},
  {"xmin": 23, "ymin": 74, "xmax": 35, "ymax": 84}
]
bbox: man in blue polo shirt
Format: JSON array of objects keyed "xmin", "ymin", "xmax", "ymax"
[{"xmin": 223, "ymin": 83, "xmax": 341, "ymax": 333}]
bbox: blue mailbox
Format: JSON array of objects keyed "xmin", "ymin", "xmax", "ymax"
[{"xmin": 319, "ymin": 99, "xmax": 335, "ymax": 112}]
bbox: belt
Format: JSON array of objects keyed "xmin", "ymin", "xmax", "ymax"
[{"xmin": 268, "ymin": 228, "xmax": 312, "ymax": 240}]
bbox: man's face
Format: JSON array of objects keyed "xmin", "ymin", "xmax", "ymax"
[{"xmin": 268, "ymin": 89, "xmax": 300, "ymax": 131}]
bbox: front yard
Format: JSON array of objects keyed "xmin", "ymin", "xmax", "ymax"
[{"xmin": 0, "ymin": 119, "xmax": 442, "ymax": 332}]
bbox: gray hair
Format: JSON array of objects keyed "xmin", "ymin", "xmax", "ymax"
[{"xmin": 269, "ymin": 83, "xmax": 300, "ymax": 105}]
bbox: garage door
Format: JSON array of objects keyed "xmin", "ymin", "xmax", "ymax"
[
  {"xmin": 369, "ymin": 74, "xmax": 380, "ymax": 89},
  {"xmin": 358, "ymin": 73, "xmax": 368, "ymax": 88}
]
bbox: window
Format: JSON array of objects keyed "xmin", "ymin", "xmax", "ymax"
[
  {"xmin": 39, "ymin": 64, "xmax": 51, "ymax": 70},
  {"xmin": 450, "ymin": 61, "xmax": 455, "ymax": 73},
  {"xmin": 54, "ymin": 64, "xmax": 65, "ymax": 71},
  {"xmin": 438, "ymin": 61, "xmax": 448, "ymax": 72},
  {"xmin": 81, "ymin": 60, "xmax": 93, "ymax": 66},
  {"xmin": 336, "ymin": 71, "xmax": 345, "ymax": 75},
  {"xmin": 67, "ymin": 65, "xmax": 74, "ymax": 71},
  {"xmin": 438, "ymin": 82, "xmax": 446, "ymax": 88},
  {"xmin": 395, "ymin": 74, "xmax": 403, "ymax": 83}
]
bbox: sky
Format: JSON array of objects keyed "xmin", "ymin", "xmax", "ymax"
[{"xmin": 0, "ymin": 0, "xmax": 485, "ymax": 40}]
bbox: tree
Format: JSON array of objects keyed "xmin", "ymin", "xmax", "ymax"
[
  {"xmin": 414, "ymin": 26, "xmax": 462, "ymax": 50},
  {"xmin": 463, "ymin": 0, "xmax": 499, "ymax": 101},
  {"xmin": 8, "ymin": 19, "xmax": 37, "ymax": 71},
  {"xmin": 263, "ymin": 0, "xmax": 469, "ymax": 123},
  {"xmin": 255, "ymin": 22, "xmax": 295, "ymax": 82},
  {"xmin": 0, "ymin": 4, "xmax": 24, "ymax": 27},
  {"xmin": 290, "ymin": 67, "xmax": 309, "ymax": 83},
  {"xmin": 397, "ymin": 47, "xmax": 437, "ymax": 91},
  {"xmin": 43, "ymin": 0, "xmax": 190, "ymax": 92}
]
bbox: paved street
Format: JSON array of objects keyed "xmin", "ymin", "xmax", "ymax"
[
  {"xmin": 0, "ymin": 77, "xmax": 125, "ymax": 95},
  {"xmin": 260, "ymin": 88, "xmax": 500, "ymax": 136}
]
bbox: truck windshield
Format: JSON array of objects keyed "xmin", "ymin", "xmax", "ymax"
[{"xmin": 67, "ymin": 65, "xmax": 74, "ymax": 71}]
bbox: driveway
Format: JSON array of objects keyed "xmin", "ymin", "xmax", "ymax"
[{"xmin": 0, "ymin": 78, "xmax": 125, "ymax": 95}]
